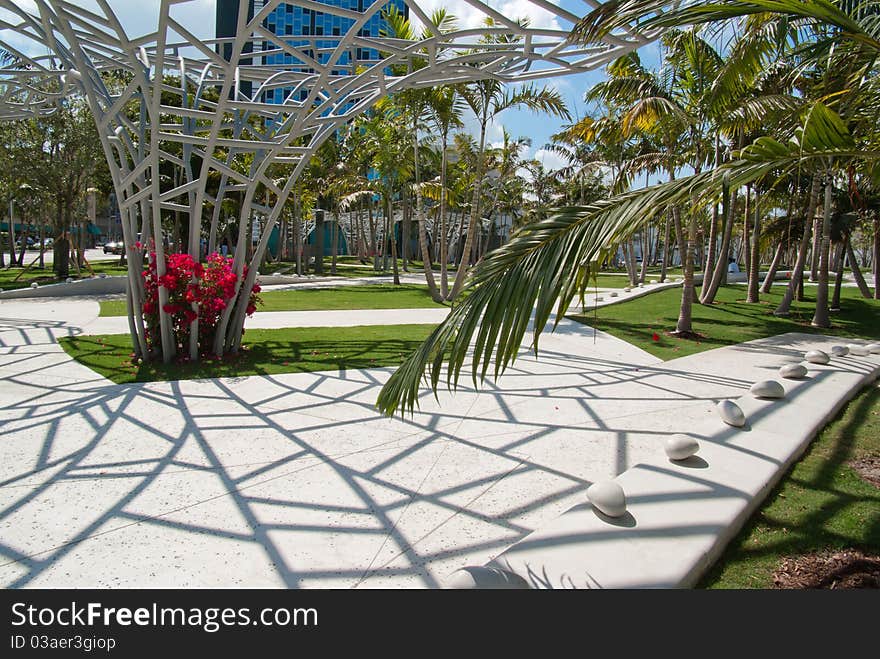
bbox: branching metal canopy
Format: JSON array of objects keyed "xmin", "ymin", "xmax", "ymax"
[{"xmin": 0, "ymin": 0, "xmax": 659, "ymax": 360}]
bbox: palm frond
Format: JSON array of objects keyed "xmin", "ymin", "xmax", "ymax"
[{"xmin": 377, "ymin": 125, "xmax": 880, "ymax": 415}]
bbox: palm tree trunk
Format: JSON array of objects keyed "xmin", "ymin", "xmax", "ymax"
[
  {"xmin": 651, "ymin": 220, "xmax": 661, "ymax": 269},
  {"xmin": 742, "ymin": 184, "xmax": 751, "ymax": 276},
  {"xmin": 638, "ymin": 231, "xmax": 649, "ymax": 283},
  {"xmin": 439, "ymin": 135, "xmax": 450, "ymax": 298},
  {"xmin": 830, "ymin": 241, "xmax": 845, "ymax": 311},
  {"xmin": 389, "ymin": 198, "xmax": 400, "ymax": 286},
  {"xmin": 811, "ymin": 177, "xmax": 834, "ymax": 328},
  {"xmin": 368, "ymin": 201, "xmax": 378, "ymax": 271},
  {"xmin": 701, "ymin": 182, "xmax": 736, "ymax": 304},
  {"xmin": 872, "ymin": 215, "xmax": 879, "ymax": 299},
  {"xmin": 777, "ymin": 177, "xmax": 820, "ymax": 315},
  {"xmin": 702, "ymin": 137, "xmax": 721, "ymax": 288},
  {"xmin": 449, "ymin": 119, "xmax": 488, "ymax": 300},
  {"xmin": 622, "ymin": 241, "xmax": 635, "ymax": 284},
  {"xmin": 402, "ymin": 194, "xmax": 410, "ymax": 272},
  {"xmin": 294, "ymin": 196, "xmax": 303, "ymax": 275},
  {"xmin": 809, "ymin": 211, "xmax": 821, "ymax": 281},
  {"xmin": 381, "ymin": 206, "xmax": 389, "ymax": 271},
  {"xmin": 660, "ymin": 211, "xmax": 671, "ymax": 282},
  {"xmin": 830, "ymin": 241, "xmax": 842, "ymax": 274},
  {"xmin": 675, "ymin": 212, "xmax": 697, "ymax": 335},
  {"xmin": 845, "ymin": 237, "xmax": 872, "ymax": 299},
  {"xmin": 667, "ymin": 169, "xmax": 685, "ymax": 267},
  {"xmin": 413, "ymin": 124, "xmax": 440, "ymax": 300},
  {"xmin": 330, "ymin": 212, "xmax": 339, "ymax": 275},
  {"xmin": 760, "ymin": 242, "xmax": 784, "ymax": 294},
  {"xmin": 746, "ymin": 191, "xmax": 761, "ymax": 303}
]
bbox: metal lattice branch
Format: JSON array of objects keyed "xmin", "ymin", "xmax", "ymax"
[{"xmin": 0, "ymin": 0, "xmax": 660, "ymax": 361}]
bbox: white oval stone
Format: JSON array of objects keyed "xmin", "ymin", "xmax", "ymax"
[
  {"xmin": 65, "ymin": 278, "xmax": 73, "ymax": 284},
  {"xmin": 830, "ymin": 345, "xmax": 849, "ymax": 357},
  {"xmin": 446, "ymin": 566, "xmax": 530, "ymax": 589},
  {"xmin": 587, "ymin": 481, "xmax": 627, "ymax": 517},
  {"xmin": 30, "ymin": 282, "xmax": 38, "ymax": 289},
  {"xmin": 717, "ymin": 399, "xmax": 746, "ymax": 427},
  {"xmin": 779, "ymin": 363, "xmax": 808, "ymax": 379},
  {"xmin": 805, "ymin": 350, "xmax": 830, "ymax": 364},
  {"xmin": 867, "ymin": 343, "xmax": 880, "ymax": 354},
  {"xmin": 624, "ymin": 287, "xmax": 631, "ymax": 293},
  {"xmin": 650, "ymin": 280, "xmax": 658, "ymax": 284},
  {"xmin": 609, "ymin": 291, "xmax": 618, "ymax": 298},
  {"xmin": 750, "ymin": 380, "xmax": 785, "ymax": 399},
  {"xmin": 665, "ymin": 434, "xmax": 700, "ymax": 461},
  {"xmin": 847, "ymin": 344, "xmax": 869, "ymax": 357}
]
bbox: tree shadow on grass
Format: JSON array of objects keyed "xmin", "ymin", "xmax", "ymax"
[{"xmin": 60, "ymin": 329, "xmax": 436, "ymax": 384}]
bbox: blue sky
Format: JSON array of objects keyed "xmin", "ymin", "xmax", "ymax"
[{"xmin": 2, "ymin": 1, "xmax": 665, "ymax": 173}]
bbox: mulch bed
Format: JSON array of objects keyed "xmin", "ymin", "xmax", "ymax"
[
  {"xmin": 848, "ymin": 456, "xmax": 880, "ymax": 488},
  {"xmin": 773, "ymin": 550, "xmax": 880, "ymax": 589}
]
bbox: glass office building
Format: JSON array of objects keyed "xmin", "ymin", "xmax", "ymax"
[{"xmin": 217, "ymin": 0, "xmax": 409, "ymax": 104}]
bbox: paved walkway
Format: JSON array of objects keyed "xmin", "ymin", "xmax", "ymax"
[{"xmin": 0, "ymin": 296, "xmax": 877, "ymax": 588}]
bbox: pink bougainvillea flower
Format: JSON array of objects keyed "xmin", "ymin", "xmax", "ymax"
[
  {"xmin": 141, "ymin": 251, "xmax": 261, "ymax": 357},
  {"xmin": 652, "ymin": 332, "xmax": 660, "ymax": 342}
]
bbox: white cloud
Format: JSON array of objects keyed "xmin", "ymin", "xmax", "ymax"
[
  {"xmin": 531, "ymin": 147, "xmax": 567, "ymax": 171},
  {"xmin": 415, "ymin": 0, "xmax": 566, "ymax": 32}
]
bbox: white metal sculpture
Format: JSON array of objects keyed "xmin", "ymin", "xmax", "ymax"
[{"xmin": 0, "ymin": 0, "xmax": 658, "ymax": 362}]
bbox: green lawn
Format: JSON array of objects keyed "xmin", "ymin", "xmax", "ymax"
[
  {"xmin": 1, "ymin": 260, "xmax": 129, "ymax": 292},
  {"xmin": 568, "ymin": 284, "xmax": 880, "ymax": 361},
  {"xmin": 587, "ymin": 273, "xmax": 646, "ymax": 289},
  {"xmin": 258, "ymin": 258, "xmax": 459, "ymax": 279},
  {"xmin": 100, "ymin": 283, "xmax": 447, "ymax": 317},
  {"xmin": 60, "ymin": 324, "xmax": 437, "ymax": 384},
  {"xmin": 700, "ymin": 382, "xmax": 880, "ymax": 588}
]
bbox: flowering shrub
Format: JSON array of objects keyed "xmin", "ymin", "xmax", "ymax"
[{"xmin": 142, "ymin": 251, "xmax": 261, "ymax": 357}]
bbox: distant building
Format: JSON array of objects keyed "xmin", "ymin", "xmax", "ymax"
[{"xmin": 216, "ymin": 0, "xmax": 408, "ymax": 103}]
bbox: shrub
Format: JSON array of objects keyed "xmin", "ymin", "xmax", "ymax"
[{"xmin": 142, "ymin": 251, "xmax": 261, "ymax": 357}]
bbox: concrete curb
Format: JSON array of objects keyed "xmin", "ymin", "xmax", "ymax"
[
  {"xmin": 572, "ymin": 279, "xmax": 682, "ymax": 313},
  {"xmin": 474, "ymin": 337, "xmax": 880, "ymax": 589},
  {"xmin": 0, "ymin": 276, "xmax": 126, "ymax": 299}
]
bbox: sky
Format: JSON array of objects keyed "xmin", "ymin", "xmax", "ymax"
[{"xmin": 1, "ymin": 0, "xmax": 664, "ymax": 174}]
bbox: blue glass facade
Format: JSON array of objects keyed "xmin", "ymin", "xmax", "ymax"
[{"xmin": 260, "ymin": 1, "xmax": 408, "ymax": 104}]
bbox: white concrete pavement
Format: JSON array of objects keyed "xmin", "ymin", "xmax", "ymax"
[{"xmin": 0, "ymin": 295, "xmax": 877, "ymax": 588}]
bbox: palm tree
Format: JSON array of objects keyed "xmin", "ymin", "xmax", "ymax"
[
  {"xmin": 376, "ymin": 0, "xmax": 880, "ymax": 415},
  {"xmin": 360, "ymin": 108, "xmax": 413, "ymax": 286},
  {"xmin": 381, "ymin": 6, "xmax": 458, "ymax": 300},
  {"xmin": 448, "ymin": 18, "xmax": 571, "ymax": 301},
  {"xmin": 426, "ymin": 84, "xmax": 465, "ymax": 297}
]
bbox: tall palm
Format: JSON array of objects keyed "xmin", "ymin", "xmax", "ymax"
[
  {"xmin": 587, "ymin": 46, "xmax": 698, "ymax": 324},
  {"xmin": 381, "ymin": 6, "xmax": 458, "ymax": 299},
  {"xmin": 448, "ymin": 18, "xmax": 571, "ymax": 300},
  {"xmin": 426, "ymin": 84, "xmax": 465, "ymax": 297}
]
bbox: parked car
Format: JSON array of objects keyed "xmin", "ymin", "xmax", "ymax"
[{"xmin": 103, "ymin": 241, "xmax": 123, "ymax": 255}]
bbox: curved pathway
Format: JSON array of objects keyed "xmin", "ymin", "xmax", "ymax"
[{"xmin": 0, "ymin": 295, "xmax": 876, "ymax": 588}]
